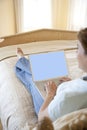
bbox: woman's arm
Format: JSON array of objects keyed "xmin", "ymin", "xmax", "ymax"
[
  {"xmin": 38, "ymin": 81, "xmax": 57, "ymax": 121},
  {"xmin": 38, "ymin": 77, "xmax": 71, "ymax": 121},
  {"xmin": 59, "ymin": 76, "xmax": 71, "ymax": 84}
]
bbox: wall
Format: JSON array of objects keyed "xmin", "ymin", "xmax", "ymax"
[{"xmin": 0, "ymin": 0, "xmax": 16, "ymax": 37}]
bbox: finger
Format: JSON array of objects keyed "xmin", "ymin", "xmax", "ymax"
[
  {"xmin": 49, "ymin": 81, "xmax": 55, "ymax": 87},
  {"xmin": 49, "ymin": 80, "xmax": 53, "ymax": 85},
  {"xmin": 44, "ymin": 83, "xmax": 47, "ymax": 87},
  {"xmin": 47, "ymin": 81, "xmax": 50, "ymax": 86}
]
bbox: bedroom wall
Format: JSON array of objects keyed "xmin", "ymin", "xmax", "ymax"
[{"xmin": 0, "ymin": 0, "xmax": 16, "ymax": 37}]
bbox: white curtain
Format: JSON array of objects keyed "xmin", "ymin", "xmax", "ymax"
[
  {"xmin": 14, "ymin": 0, "xmax": 87, "ymax": 32},
  {"xmin": 22, "ymin": 0, "xmax": 52, "ymax": 32},
  {"xmin": 14, "ymin": 0, "xmax": 52, "ymax": 32},
  {"xmin": 67, "ymin": 0, "xmax": 87, "ymax": 31},
  {"xmin": 14, "ymin": 0, "xmax": 24, "ymax": 33}
]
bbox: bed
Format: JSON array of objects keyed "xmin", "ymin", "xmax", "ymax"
[{"xmin": 0, "ymin": 29, "xmax": 87, "ymax": 130}]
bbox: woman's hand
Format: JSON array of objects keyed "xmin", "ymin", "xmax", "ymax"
[
  {"xmin": 39, "ymin": 81, "xmax": 57, "ymax": 121},
  {"xmin": 59, "ymin": 76, "xmax": 71, "ymax": 84},
  {"xmin": 45, "ymin": 81, "xmax": 57, "ymax": 98}
]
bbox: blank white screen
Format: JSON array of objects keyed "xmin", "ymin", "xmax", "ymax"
[{"xmin": 29, "ymin": 51, "xmax": 68, "ymax": 81}]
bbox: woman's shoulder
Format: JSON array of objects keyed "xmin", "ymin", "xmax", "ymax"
[{"xmin": 57, "ymin": 78, "xmax": 87, "ymax": 93}]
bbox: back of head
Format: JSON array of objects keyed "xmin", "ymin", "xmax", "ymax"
[
  {"xmin": 78, "ymin": 28, "xmax": 87, "ymax": 54},
  {"xmin": 37, "ymin": 117, "xmax": 54, "ymax": 130}
]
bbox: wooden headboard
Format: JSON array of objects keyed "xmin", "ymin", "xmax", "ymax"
[{"xmin": 0, "ymin": 29, "xmax": 77, "ymax": 48}]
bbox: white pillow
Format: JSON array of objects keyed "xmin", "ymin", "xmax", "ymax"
[{"xmin": 0, "ymin": 57, "xmax": 37, "ymax": 130}]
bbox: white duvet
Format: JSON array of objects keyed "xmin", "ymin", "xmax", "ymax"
[{"xmin": 0, "ymin": 40, "xmax": 86, "ymax": 130}]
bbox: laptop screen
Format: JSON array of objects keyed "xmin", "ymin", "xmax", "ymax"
[{"xmin": 29, "ymin": 51, "xmax": 68, "ymax": 81}]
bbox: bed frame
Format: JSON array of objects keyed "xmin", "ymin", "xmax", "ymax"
[{"xmin": 0, "ymin": 29, "xmax": 77, "ymax": 47}]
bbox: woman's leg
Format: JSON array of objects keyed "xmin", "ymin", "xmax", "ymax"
[{"xmin": 15, "ymin": 48, "xmax": 44, "ymax": 115}]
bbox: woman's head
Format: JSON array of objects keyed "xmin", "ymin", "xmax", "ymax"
[
  {"xmin": 77, "ymin": 28, "xmax": 87, "ymax": 54},
  {"xmin": 77, "ymin": 28, "xmax": 87, "ymax": 72}
]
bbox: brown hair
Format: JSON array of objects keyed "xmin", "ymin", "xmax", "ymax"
[
  {"xmin": 37, "ymin": 117, "xmax": 54, "ymax": 130},
  {"xmin": 77, "ymin": 28, "xmax": 87, "ymax": 54}
]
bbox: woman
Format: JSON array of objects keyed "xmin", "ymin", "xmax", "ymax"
[{"xmin": 15, "ymin": 28, "xmax": 87, "ymax": 122}]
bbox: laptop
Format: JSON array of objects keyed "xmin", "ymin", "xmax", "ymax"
[{"xmin": 29, "ymin": 51, "xmax": 68, "ymax": 81}]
